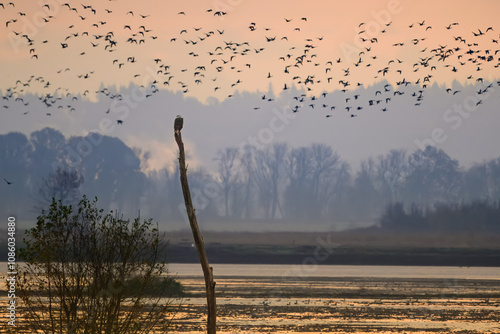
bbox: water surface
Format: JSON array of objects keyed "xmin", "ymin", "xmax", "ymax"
[{"xmin": 168, "ymin": 263, "xmax": 500, "ymax": 280}]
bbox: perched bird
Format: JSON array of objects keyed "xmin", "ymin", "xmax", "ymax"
[{"xmin": 174, "ymin": 115, "xmax": 183, "ymax": 132}]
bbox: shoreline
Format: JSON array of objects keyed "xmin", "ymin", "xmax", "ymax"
[{"xmin": 166, "ymin": 245, "xmax": 500, "ymax": 267}]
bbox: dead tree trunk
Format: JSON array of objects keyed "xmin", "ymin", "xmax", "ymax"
[{"xmin": 174, "ymin": 116, "xmax": 216, "ymax": 334}]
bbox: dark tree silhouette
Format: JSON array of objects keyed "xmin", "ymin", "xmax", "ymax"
[
  {"xmin": 0, "ymin": 132, "xmax": 33, "ymax": 216},
  {"xmin": 351, "ymin": 158, "xmax": 383, "ymax": 220},
  {"xmin": 16, "ymin": 196, "xmax": 178, "ymax": 334},
  {"xmin": 37, "ymin": 167, "xmax": 84, "ymax": 208},
  {"xmin": 403, "ymin": 146, "xmax": 461, "ymax": 205},
  {"xmin": 215, "ymin": 147, "xmax": 242, "ymax": 217},
  {"xmin": 252, "ymin": 143, "xmax": 288, "ymax": 220},
  {"xmin": 69, "ymin": 134, "xmax": 146, "ymax": 215},
  {"xmin": 29, "ymin": 128, "xmax": 66, "ymax": 182}
]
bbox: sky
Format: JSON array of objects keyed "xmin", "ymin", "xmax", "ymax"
[{"xmin": 1, "ymin": 0, "xmax": 500, "ymax": 172}]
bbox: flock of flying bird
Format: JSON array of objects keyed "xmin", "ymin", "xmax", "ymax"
[{"xmin": 1, "ymin": 2, "xmax": 500, "ymax": 122}]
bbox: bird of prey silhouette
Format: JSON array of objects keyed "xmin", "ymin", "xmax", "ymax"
[{"xmin": 174, "ymin": 115, "xmax": 184, "ymax": 132}]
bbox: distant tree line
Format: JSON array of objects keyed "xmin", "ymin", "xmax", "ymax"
[
  {"xmin": 379, "ymin": 201, "xmax": 500, "ymax": 232},
  {"xmin": 1, "ymin": 128, "xmax": 500, "ymax": 229},
  {"xmin": 0, "ymin": 128, "xmax": 145, "ymax": 221}
]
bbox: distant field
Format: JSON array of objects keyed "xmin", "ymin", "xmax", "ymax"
[
  {"xmin": 167, "ymin": 228, "xmax": 500, "ymax": 249},
  {"xmin": 165, "ymin": 229, "xmax": 500, "ymax": 267},
  {"xmin": 3, "ymin": 227, "xmax": 499, "ymax": 265},
  {"xmin": 5, "ymin": 226, "xmax": 499, "ymax": 249}
]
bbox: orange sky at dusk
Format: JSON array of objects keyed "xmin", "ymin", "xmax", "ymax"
[
  {"xmin": 2, "ymin": 0, "xmax": 500, "ymax": 175},
  {"xmin": 1, "ymin": 0, "xmax": 500, "ymax": 102}
]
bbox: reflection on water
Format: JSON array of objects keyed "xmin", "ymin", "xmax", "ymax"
[
  {"xmin": 169, "ymin": 275, "xmax": 500, "ymax": 333},
  {"xmin": 3, "ymin": 263, "xmax": 499, "ymax": 333},
  {"xmin": 3, "ymin": 262, "xmax": 499, "ymax": 280},
  {"xmin": 168, "ymin": 263, "xmax": 500, "ymax": 280}
]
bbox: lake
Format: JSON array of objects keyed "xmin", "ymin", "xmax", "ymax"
[
  {"xmin": 3, "ymin": 262, "xmax": 500, "ymax": 280},
  {"xmin": 168, "ymin": 264, "xmax": 500, "ymax": 333},
  {"xmin": 3, "ymin": 262, "xmax": 499, "ymax": 333},
  {"xmin": 168, "ymin": 263, "xmax": 500, "ymax": 280}
]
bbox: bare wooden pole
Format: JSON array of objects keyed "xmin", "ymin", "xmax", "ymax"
[{"xmin": 174, "ymin": 117, "xmax": 216, "ymax": 334}]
